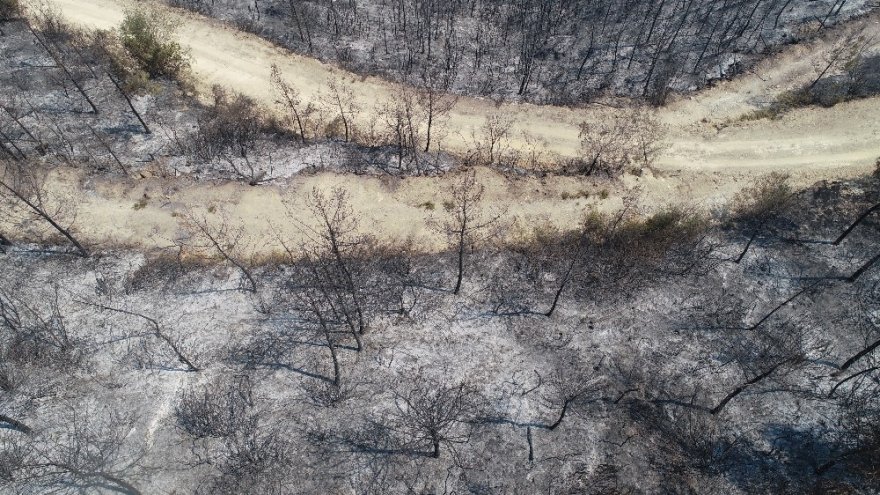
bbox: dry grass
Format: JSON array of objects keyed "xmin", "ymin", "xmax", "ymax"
[{"xmin": 738, "ymin": 88, "xmax": 815, "ymax": 121}]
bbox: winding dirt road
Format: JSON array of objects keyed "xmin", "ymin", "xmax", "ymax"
[
  {"xmin": 9, "ymin": 0, "xmax": 880, "ymax": 256},
  {"xmin": 44, "ymin": 0, "xmax": 880, "ymax": 171}
]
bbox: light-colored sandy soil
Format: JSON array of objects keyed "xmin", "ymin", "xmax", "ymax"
[
  {"xmin": 9, "ymin": 0, "xmax": 880, "ymax": 256},
  {"xmin": 42, "ymin": 0, "xmax": 880, "ymax": 167},
  {"xmin": 23, "ymin": 163, "xmax": 865, "ymax": 258}
]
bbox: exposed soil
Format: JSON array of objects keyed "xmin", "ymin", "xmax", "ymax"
[
  {"xmin": 8, "ymin": 0, "xmax": 880, "ymax": 256},
  {"xmin": 39, "ymin": 0, "xmax": 880, "ymax": 167}
]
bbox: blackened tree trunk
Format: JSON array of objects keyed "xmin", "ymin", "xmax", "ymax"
[
  {"xmin": 0, "ymin": 176, "xmax": 89, "ymax": 257},
  {"xmin": 0, "ymin": 413, "xmax": 32, "ymax": 434}
]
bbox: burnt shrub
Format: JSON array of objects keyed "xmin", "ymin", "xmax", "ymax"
[{"xmin": 0, "ymin": 0, "xmax": 21, "ymax": 21}]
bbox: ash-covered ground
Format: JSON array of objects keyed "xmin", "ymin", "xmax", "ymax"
[{"xmin": 1, "ymin": 171, "xmax": 879, "ymax": 494}]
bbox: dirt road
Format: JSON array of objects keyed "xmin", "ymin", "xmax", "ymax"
[
  {"xmin": 42, "ymin": 0, "xmax": 880, "ymax": 172},
  {"xmin": 8, "ymin": 0, "xmax": 879, "ymax": 257}
]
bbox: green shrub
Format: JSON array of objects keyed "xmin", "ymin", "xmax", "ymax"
[
  {"xmin": 776, "ymin": 88, "xmax": 814, "ymax": 109},
  {"xmin": 643, "ymin": 207, "xmax": 706, "ymax": 238},
  {"xmin": 0, "ymin": 0, "xmax": 21, "ymax": 21},
  {"xmin": 120, "ymin": 68, "xmax": 156, "ymax": 94},
  {"xmin": 624, "ymin": 207, "xmax": 705, "ymax": 242},
  {"xmin": 87, "ymin": 30, "xmax": 158, "ymax": 94},
  {"xmin": 119, "ymin": 8, "xmax": 188, "ymax": 78}
]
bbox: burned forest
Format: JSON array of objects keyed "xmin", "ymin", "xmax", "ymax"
[{"xmin": 2, "ymin": 1, "xmax": 880, "ymax": 494}]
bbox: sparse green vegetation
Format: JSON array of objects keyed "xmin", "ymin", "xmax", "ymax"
[
  {"xmin": 132, "ymin": 195, "xmax": 150, "ymax": 210},
  {"xmin": 727, "ymin": 172, "xmax": 795, "ymax": 262},
  {"xmin": 731, "ymin": 172, "xmax": 793, "ymax": 220},
  {"xmin": 119, "ymin": 8, "xmax": 188, "ymax": 79},
  {"xmin": 741, "ymin": 55, "xmax": 880, "ymax": 121},
  {"xmin": 740, "ymin": 88, "xmax": 815, "ymax": 121},
  {"xmin": 561, "ymin": 190, "xmax": 590, "ymax": 201},
  {"xmin": 622, "ymin": 207, "xmax": 707, "ymax": 252}
]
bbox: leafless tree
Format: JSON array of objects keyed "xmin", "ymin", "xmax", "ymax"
[
  {"xmin": 87, "ymin": 126, "xmax": 128, "ymax": 175},
  {"xmin": 0, "ymin": 161, "xmax": 88, "ymax": 257},
  {"xmin": 174, "ymin": 375, "xmax": 290, "ymax": 494},
  {"xmin": 24, "ymin": 21, "xmax": 99, "ymax": 115},
  {"xmin": 83, "ymin": 300, "xmax": 200, "ymax": 372},
  {"xmin": 173, "ymin": 374, "xmax": 293, "ymax": 492},
  {"xmin": 322, "ymin": 77, "xmax": 359, "ymax": 142},
  {"xmin": 844, "ymin": 252, "xmax": 880, "ymax": 284},
  {"xmin": 298, "ymin": 256, "xmax": 365, "ymax": 354},
  {"xmin": 16, "ymin": 405, "xmax": 145, "ymax": 495},
  {"xmin": 378, "ymin": 88, "xmax": 423, "ymax": 172},
  {"xmin": 434, "ymin": 170, "xmax": 503, "ymax": 295},
  {"xmin": 468, "ymin": 114, "xmax": 514, "ymax": 167},
  {"xmin": 193, "ymin": 86, "xmax": 271, "ymax": 184},
  {"xmin": 0, "ymin": 413, "xmax": 31, "ymax": 434},
  {"xmin": 629, "ymin": 108, "xmax": 665, "ymax": 170},
  {"xmin": 205, "ymin": 422, "xmax": 291, "ymax": 495},
  {"xmin": 294, "ymin": 187, "xmax": 373, "ymax": 335},
  {"xmin": 270, "ymin": 64, "xmax": 316, "ymax": 144},
  {"xmin": 165, "ymin": 0, "xmax": 853, "ymax": 106},
  {"xmin": 815, "ymin": 402, "xmax": 880, "ymax": 478},
  {"xmin": 390, "ymin": 375, "xmax": 478, "ymax": 458},
  {"xmin": 542, "ymin": 359, "xmax": 605, "ymax": 431},
  {"xmin": 728, "ymin": 172, "xmax": 795, "ymax": 263},
  {"xmin": 303, "ymin": 292, "xmax": 342, "ymax": 385},
  {"xmin": 417, "ymin": 76, "xmax": 457, "ymax": 154},
  {"xmin": 832, "ymin": 200, "xmax": 880, "ymax": 246},
  {"xmin": 0, "ymin": 104, "xmax": 45, "ymax": 156},
  {"xmin": 627, "ymin": 400, "xmax": 738, "ymax": 486},
  {"xmin": 543, "ymin": 210, "xmax": 623, "ymax": 317},
  {"xmin": 0, "ymin": 436, "xmax": 28, "ymax": 485},
  {"xmin": 829, "ymin": 280, "xmax": 880, "ymax": 394},
  {"xmin": 106, "ymin": 73, "xmax": 151, "ymax": 134},
  {"xmin": 0, "ymin": 285, "xmax": 85, "ymax": 369},
  {"xmin": 181, "ymin": 211, "xmax": 259, "ymax": 295},
  {"xmin": 240, "ymin": 257, "xmax": 360, "ymax": 384},
  {"xmin": 176, "ymin": 375, "xmax": 255, "ymax": 440},
  {"xmin": 575, "ymin": 107, "xmax": 662, "ymax": 176},
  {"xmin": 710, "ymin": 321, "xmax": 810, "ymax": 415},
  {"xmin": 808, "ymin": 28, "xmax": 873, "ymax": 91}
]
